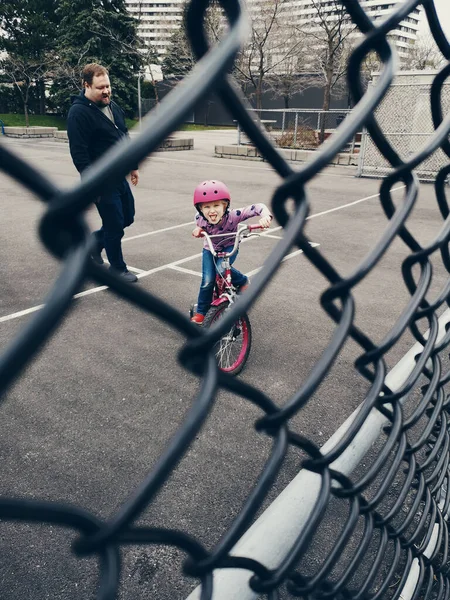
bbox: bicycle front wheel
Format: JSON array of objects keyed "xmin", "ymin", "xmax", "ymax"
[{"xmin": 203, "ymin": 301, "xmax": 252, "ymax": 376}]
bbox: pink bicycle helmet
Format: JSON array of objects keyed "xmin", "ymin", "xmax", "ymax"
[{"xmin": 193, "ymin": 180, "xmax": 231, "ymax": 214}]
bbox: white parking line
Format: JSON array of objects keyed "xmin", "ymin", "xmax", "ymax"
[
  {"xmin": 169, "ymin": 242, "xmax": 321, "ymax": 279},
  {"xmin": 123, "ymin": 220, "xmax": 193, "ymax": 242},
  {"xmin": 169, "ymin": 265, "xmax": 203, "ymax": 277},
  {"xmin": 149, "ymin": 156, "xmax": 357, "ymax": 178},
  {"xmin": 1, "ymin": 187, "xmax": 395, "ymax": 324},
  {"xmin": 306, "ymin": 185, "xmax": 405, "ymax": 219},
  {"xmin": 0, "ymin": 252, "xmax": 203, "ymax": 324},
  {"xmin": 103, "ymin": 260, "xmax": 146, "ymax": 274},
  {"xmin": 246, "ymin": 243, "xmax": 320, "ymax": 278}
]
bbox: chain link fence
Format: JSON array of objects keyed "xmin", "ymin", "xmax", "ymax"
[
  {"xmin": 1, "ymin": 1, "xmax": 450, "ymax": 599},
  {"xmin": 236, "ymin": 108, "xmax": 360, "ymax": 155},
  {"xmin": 358, "ymin": 70, "xmax": 450, "ymax": 181}
]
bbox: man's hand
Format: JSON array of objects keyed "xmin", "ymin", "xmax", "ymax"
[
  {"xmin": 192, "ymin": 226, "xmax": 204, "ymax": 238},
  {"xmin": 130, "ymin": 170, "xmax": 139, "ymax": 186}
]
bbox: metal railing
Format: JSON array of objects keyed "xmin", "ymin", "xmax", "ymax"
[{"xmin": 235, "ymin": 108, "xmax": 359, "ymax": 154}]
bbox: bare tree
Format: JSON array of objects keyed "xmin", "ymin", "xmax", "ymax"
[
  {"xmin": 299, "ymin": 0, "xmax": 355, "ymax": 142},
  {"xmin": 401, "ymin": 34, "xmax": 444, "ymax": 71},
  {"xmin": 0, "ymin": 54, "xmax": 55, "ymax": 126},
  {"xmin": 233, "ymin": 0, "xmax": 307, "ymax": 111},
  {"xmin": 265, "ymin": 36, "xmax": 313, "ymax": 109},
  {"xmin": 162, "ymin": 0, "xmax": 226, "ymax": 80},
  {"xmin": 360, "ymin": 50, "xmax": 381, "ymax": 88}
]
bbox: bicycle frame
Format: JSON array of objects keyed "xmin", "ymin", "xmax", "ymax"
[{"xmin": 201, "ymin": 225, "xmax": 263, "ymax": 307}]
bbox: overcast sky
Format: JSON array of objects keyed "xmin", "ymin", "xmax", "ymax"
[{"xmin": 419, "ymin": 0, "xmax": 450, "ymax": 37}]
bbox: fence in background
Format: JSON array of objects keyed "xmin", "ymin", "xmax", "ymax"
[
  {"xmin": 236, "ymin": 108, "xmax": 361, "ymax": 154},
  {"xmin": 358, "ymin": 70, "xmax": 450, "ymax": 181}
]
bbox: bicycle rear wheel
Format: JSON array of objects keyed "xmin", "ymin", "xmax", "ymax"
[{"xmin": 203, "ymin": 301, "xmax": 252, "ymax": 376}]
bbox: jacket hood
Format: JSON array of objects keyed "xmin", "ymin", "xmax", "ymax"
[
  {"xmin": 70, "ymin": 92, "xmax": 119, "ymax": 112},
  {"xmin": 70, "ymin": 91, "xmax": 90, "ymax": 105}
]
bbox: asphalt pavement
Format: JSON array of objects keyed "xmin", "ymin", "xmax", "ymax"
[{"xmin": 0, "ymin": 131, "xmax": 447, "ymax": 599}]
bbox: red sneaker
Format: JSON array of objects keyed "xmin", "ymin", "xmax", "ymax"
[
  {"xmin": 191, "ymin": 313, "xmax": 205, "ymax": 324},
  {"xmin": 238, "ymin": 280, "xmax": 250, "ymax": 294}
]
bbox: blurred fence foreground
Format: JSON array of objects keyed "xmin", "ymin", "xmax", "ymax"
[{"xmin": 1, "ymin": 1, "xmax": 450, "ymax": 600}]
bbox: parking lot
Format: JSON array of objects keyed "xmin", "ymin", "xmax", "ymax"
[{"xmin": 0, "ymin": 130, "xmax": 448, "ymax": 599}]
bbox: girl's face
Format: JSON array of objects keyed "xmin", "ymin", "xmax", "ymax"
[{"xmin": 201, "ymin": 200, "xmax": 227, "ymax": 224}]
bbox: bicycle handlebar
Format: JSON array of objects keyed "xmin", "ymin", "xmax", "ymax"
[{"xmin": 200, "ymin": 224, "xmax": 266, "ymax": 258}]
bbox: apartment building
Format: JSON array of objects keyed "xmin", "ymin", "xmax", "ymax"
[
  {"xmin": 125, "ymin": 0, "xmax": 422, "ymax": 59},
  {"xmin": 282, "ymin": 0, "xmax": 422, "ymax": 56},
  {"xmin": 125, "ymin": 0, "xmax": 185, "ymax": 57}
]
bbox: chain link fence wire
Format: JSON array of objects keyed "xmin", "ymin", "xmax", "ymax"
[
  {"xmin": 1, "ymin": 0, "xmax": 450, "ymax": 599},
  {"xmin": 358, "ymin": 70, "xmax": 450, "ymax": 181},
  {"xmin": 236, "ymin": 109, "xmax": 356, "ymax": 151}
]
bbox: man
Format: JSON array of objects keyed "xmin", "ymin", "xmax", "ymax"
[{"xmin": 67, "ymin": 63, "xmax": 139, "ymax": 282}]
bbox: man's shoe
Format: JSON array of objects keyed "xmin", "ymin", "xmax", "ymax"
[
  {"xmin": 90, "ymin": 249, "xmax": 104, "ymax": 265},
  {"xmin": 191, "ymin": 313, "xmax": 205, "ymax": 324},
  {"xmin": 119, "ymin": 270, "xmax": 138, "ymax": 283}
]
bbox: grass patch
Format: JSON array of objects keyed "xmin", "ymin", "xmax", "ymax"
[
  {"xmin": 0, "ymin": 114, "xmax": 67, "ymax": 129},
  {"xmin": 0, "ymin": 114, "xmax": 235, "ymax": 132},
  {"xmin": 178, "ymin": 123, "xmax": 234, "ymax": 131}
]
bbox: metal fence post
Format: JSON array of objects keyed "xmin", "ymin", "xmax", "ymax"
[
  {"xmin": 293, "ymin": 112, "xmax": 298, "ymax": 147},
  {"xmin": 281, "ymin": 110, "xmax": 285, "ymax": 135},
  {"xmin": 357, "ymin": 127, "xmax": 368, "ymax": 177},
  {"xmin": 137, "ymin": 73, "xmax": 142, "ymax": 131}
]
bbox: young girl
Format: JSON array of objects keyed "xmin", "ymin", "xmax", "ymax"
[{"xmin": 190, "ymin": 180, "xmax": 272, "ymax": 324}]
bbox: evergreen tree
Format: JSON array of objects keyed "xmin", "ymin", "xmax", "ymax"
[
  {"xmin": 0, "ymin": 0, "xmax": 60, "ymax": 117},
  {"xmin": 162, "ymin": 0, "xmax": 224, "ymax": 80},
  {"xmin": 52, "ymin": 0, "xmax": 143, "ymax": 116}
]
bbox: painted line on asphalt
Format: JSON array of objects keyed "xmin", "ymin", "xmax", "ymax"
[
  {"xmin": 0, "ymin": 303, "xmax": 47, "ymax": 323},
  {"xmin": 306, "ymin": 185, "xmax": 405, "ymax": 220},
  {"xmin": 148, "ymin": 155, "xmax": 358, "ymax": 178},
  {"xmin": 0, "ymin": 186, "xmax": 397, "ymax": 324},
  {"xmin": 0, "ymin": 252, "xmax": 203, "ymax": 324},
  {"xmin": 166, "ymin": 242, "xmax": 321, "ymax": 280},
  {"xmin": 123, "ymin": 220, "xmax": 194, "ymax": 242},
  {"xmin": 246, "ymin": 243, "xmax": 320, "ymax": 278},
  {"xmin": 103, "ymin": 260, "xmax": 146, "ymax": 274},
  {"xmin": 169, "ymin": 265, "xmax": 203, "ymax": 277},
  {"xmin": 120, "ymin": 184, "xmax": 403, "ymax": 246}
]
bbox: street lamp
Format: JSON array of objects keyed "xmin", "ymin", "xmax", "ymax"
[{"xmin": 137, "ymin": 71, "xmax": 143, "ymax": 131}]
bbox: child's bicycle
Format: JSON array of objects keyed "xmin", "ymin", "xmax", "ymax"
[{"xmin": 190, "ymin": 224, "xmax": 265, "ymax": 376}]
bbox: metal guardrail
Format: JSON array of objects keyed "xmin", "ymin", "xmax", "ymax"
[{"xmin": 1, "ymin": 1, "xmax": 450, "ymax": 599}]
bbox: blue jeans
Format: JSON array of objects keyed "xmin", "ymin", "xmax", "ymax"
[
  {"xmin": 94, "ymin": 179, "xmax": 135, "ymax": 272},
  {"xmin": 197, "ymin": 247, "xmax": 248, "ymax": 315}
]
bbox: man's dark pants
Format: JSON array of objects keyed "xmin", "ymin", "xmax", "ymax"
[{"xmin": 94, "ymin": 179, "xmax": 135, "ymax": 272}]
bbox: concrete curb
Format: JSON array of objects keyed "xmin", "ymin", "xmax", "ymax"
[
  {"xmin": 4, "ymin": 127, "xmax": 194, "ymax": 151},
  {"xmin": 215, "ymin": 144, "xmax": 358, "ymax": 166},
  {"xmin": 4, "ymin": 126, "xmax": 58, "ymax": 138}
]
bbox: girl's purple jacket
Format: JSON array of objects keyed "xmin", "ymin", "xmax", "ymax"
[{"xmin": 195, "ymin": 204, "xmax": 269, "ymax": 251}]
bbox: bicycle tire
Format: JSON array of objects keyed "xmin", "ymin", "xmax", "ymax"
[{"xmin": 203, "ymin": 301, "xmax": 252, "ymax": 376}]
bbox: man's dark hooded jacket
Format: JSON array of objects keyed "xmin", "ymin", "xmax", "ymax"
[{"xmin": 67, "ymin": 91, "xmax": 134, "ymax": 173}]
